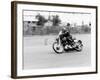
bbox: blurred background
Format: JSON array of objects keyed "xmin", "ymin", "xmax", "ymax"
[{"xmin": 23, "ymin": 10, "xmax": 91, "ymax": 36}]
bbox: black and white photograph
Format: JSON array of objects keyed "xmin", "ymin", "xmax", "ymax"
[
  {"xmin": 11, "ymin": 1, "xmax": 97, "ymax": 78},
  {"xmin": 23, "ymin": 10, "xmax": 91, "ymax": 69}
]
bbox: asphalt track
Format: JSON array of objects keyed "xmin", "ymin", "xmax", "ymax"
[{"xmin": 23, "ymin": 34, "xmax": 91, "ymax": 69}]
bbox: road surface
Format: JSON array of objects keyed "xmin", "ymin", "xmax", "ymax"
[{"xmin": 23, "ymin": 34, "xmax": 91, "ymax": 69}]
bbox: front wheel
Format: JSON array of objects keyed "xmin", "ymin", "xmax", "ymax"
[{"xmin": 52, "ymin": 42, "xmax": 64, "ymax": 54}]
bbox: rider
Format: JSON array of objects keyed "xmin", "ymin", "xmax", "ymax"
[{"xmin": 58, "ymin": 27, "xmax": 73, "ymax": 46}]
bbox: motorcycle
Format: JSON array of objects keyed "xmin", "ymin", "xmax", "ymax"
[{"xmin": 53, "ymin": 35, "xmax": 83, "ymax": 54}]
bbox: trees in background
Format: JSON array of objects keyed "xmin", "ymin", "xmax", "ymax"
[
  {"xmin": 24, "ymin": 14, "xmax": 91, "ymax": 35},
  {"xmin": 52, "ymin": 15, "xmax": 61, "ymax": 26},
  {"xmin": 36, "ymin": 14, "xmax": 47, "ymax": 26}
]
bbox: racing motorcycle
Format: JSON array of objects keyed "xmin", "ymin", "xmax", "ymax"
[{"xmin": 53, "ymin": 35, "xmax": 83, "ymax": 54}]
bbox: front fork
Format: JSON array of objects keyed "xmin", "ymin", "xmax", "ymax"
[{"xmin": 58, "ymin": 37, "xmax": 62, "ymax": 46}]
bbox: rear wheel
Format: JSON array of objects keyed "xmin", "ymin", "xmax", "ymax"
[
  {"xmin": 53, "ymin": 42, "xmax": 64, "ymax": 54},
  {"xmin": 75, "ymin": 41, "xmax": 83, "ymax": 51}
]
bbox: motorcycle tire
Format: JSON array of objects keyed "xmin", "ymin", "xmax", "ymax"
[
  {"xmin": 52, "ymin": 42, "xmax": 64, "ymax": 54},
  {"xmin": 75, "ymin": 40, "xmax": 83, "ymax": 51}
]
